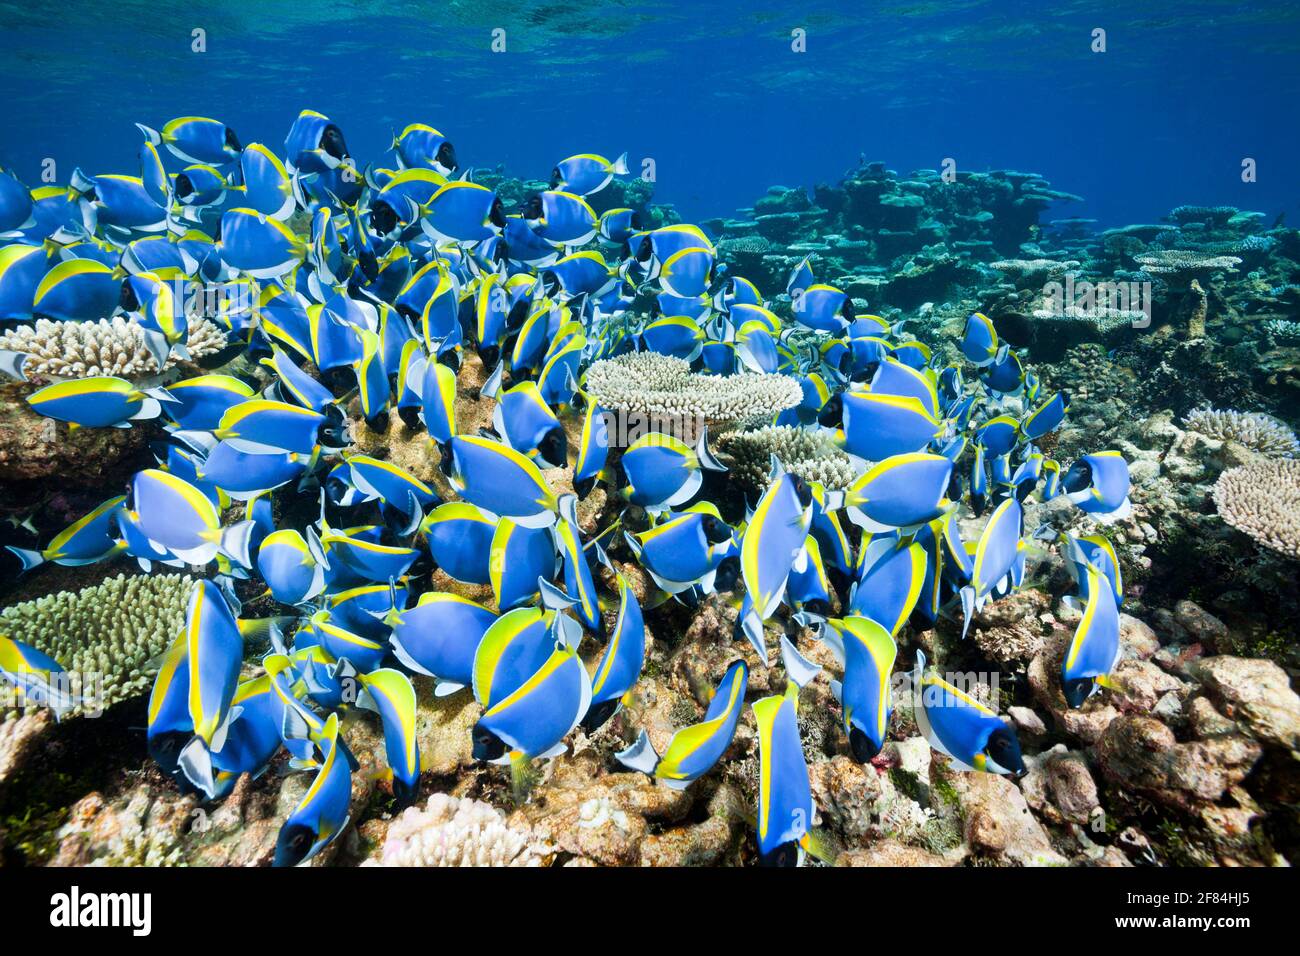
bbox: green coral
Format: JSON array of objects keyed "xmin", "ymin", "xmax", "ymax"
[{"xmin": 1, "ymin": 573, "xmax": 195, "ymax": 716}]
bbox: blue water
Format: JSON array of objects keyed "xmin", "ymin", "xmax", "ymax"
[{"xmin": 1, "ymin": 0, "xmax": 1297, "ymax": 228}]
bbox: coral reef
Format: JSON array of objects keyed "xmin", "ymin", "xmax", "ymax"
[
  {"xmin": 0, "ymin": 317, "xmax": 227, "ymax": 380},
  {"xmin": 716, "ymin": 425, "xmax": 855, "ymax": 492},
  {"xmin": 366, "ymin": 794, "xmax": 551, "ymax": 867},
  {"xmin": 1212, "ymin": 459, "xmax": 1300, "ymax": 560},
  {"xmin": 584, "ymin": 352, "xmax": 801, "ymax": 432},
  {"xmin": 1182, "ymin": 407, "xmax": 1298, "ymax": 458},
  {"xmin": 0, "ymin": 573, "xmax": 194, "ymax": 715}
]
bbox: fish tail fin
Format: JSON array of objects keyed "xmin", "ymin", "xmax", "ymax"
[
  {"xmin": 779, "ymin": 634, "xmax": 821, "ymax": 690},
  {"xmin": 801, "ymin": 829, "xmax": 838, "ymax": 866},
  {"xmin": 610, "ymin": 152, "xmax": 630, "ymax": 175},
  {"xmin": 509, "ymin": 751, "xmax": 537, "ymax": 804},
  {"xmin": 614, "ymin": 729, "xmax": 661, "ymax": 776},
  {"xmin": 135, "ymin": 123, "xmax": 162, "ymax": 146},
  {"xmin": 219, "ymin": 519, "xmax": 257, "ymax": 569},
  {"xmin": 5, "ymin": 546, "xmax": 45, "ymax": 572},
  {"xmin": 178, "ymin": 736, "xmax": 220, "ymax": 800}
]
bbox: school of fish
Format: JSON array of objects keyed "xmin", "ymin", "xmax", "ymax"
[{"xmin": 0, "ymin": 111, "xmax": 1132, "ymax": 866}]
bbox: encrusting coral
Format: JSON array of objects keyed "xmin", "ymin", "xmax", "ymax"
[
  {"xmin": 584, "ymin": 352, "xmax": 801, "ymax": 432},
  {"xmin": 0, "ymin": 573, "xmax": 194, "ymax": 715},
  {"xmin": 1182, "ymin": 407, "xmax": 1299, "ymax": 459},
  {"xmin": 1212, "ymin": 459, "xmax": 1300, "ymax": 560},
  {"xmin": 365, "ymin": 794, "xmax": 551, "ymax": 867},
  {"xmin": 0, "ymin": 317, "xmax": 226, "ymax": 380},
  {"xmin": 717, "ymin": 424, "xmax": 856, "ymax": 491}
]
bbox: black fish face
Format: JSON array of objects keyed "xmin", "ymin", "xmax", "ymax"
[
  {"xmin": 320, "ymin": 124, "xmax": 348, "ymax": 161},
  {"xmin": 701, "ymin": 514, "xmax": 732, "ymax": 545},
  {"xmin": 817, "ymin": 394, "xmax": 843, "ymax": 428},
  {"xmin": 118, "ymin": 280, "xmax": 140, "ymax": 312},
  {"xmin": 849, "ymin": 726, "xmax": 882, "ymax": 764},
  {"xmin": 840, "ymin": 296, "xmax": 856, "ymax": 322},
  {"xmin": 147, "ymin": 730, "xmax": 191, "ymax": 780},
  {"xmin": 792, "ymin": 476, "xmax": 813, "ymax": 510},
  {"xmin": 580, "ymin": 698, "xmax": 621, "ymax": 734},
  {"xmin": 760, "ymin": 841, "xmax": 800, "ymax": 868},
  {"xmin": 436, "ymin": 140, "xmax": 458, "ymax": 172},
  {"xmin": 714, "ymin": 555, "xmax": 741, "ymax": 592},
  {"xmin": 802, "ymin": 598, "xmax": 830, "ymax": 617},
  {"xmin": 224, "ymin": 126, "xmax": 242, "ymax": 153},
  {"xmin": 488, "ymin": 196, "xmax": 506, "ymax": 230},
  {"xmin": 548, "ymin": 166, "xmax": 562, "ymax": 190},
  {"xmin": 1063, "ymin": 677, "xmax": 1095, "ymax": 709},
  {"xmin": 398, "ymin": 405, "xmax": 422, "ymax": 429},
  {"xmin": 174, "ymin": 172, "xmax": 194, "ymax": 199},
  {"xmin": 390, "ymin": 776, "xmax": 419, "ymax": 812},
  {"xmin": 523, "ymin": 194, "xmax": 543, "ymax": 220},
  {"xmin": 1062, "ymin": 460, "xmax": 1092, "ymax": 495},
  {"xmin": 985, "ymin": 725, "xmax": 1026, "ymax": 777},
  {"xmin": 370, "ymin": 200, "xmax": 399, "ymax": 236},
  {"xmin": 438, "ymin": 442, "xmax": 456, "ymax": 477},
  {"xmin": 274, "ymin": 822, "xmax": 317, "ymax": 868},
  {"xmin": 364, "ymin": 409, "xmax": 390, "ymax": 435},
  {"xmin": 635, "ymin": 234, "xmax": 653, "ymax": 263},
  {"xmin": 538, "ymin": 427, "xmax": 568, "ymax": 469},
  {"xmin": 574, "ymin": 475, "xmax": 596, "ymax": 499},
  {"xmin": 471, "ymin": 722, "xmax": 507, "ymax": 762},
  {"xmin": 478, "ymin": 343, "xmax": 500, "ymax": 369}
]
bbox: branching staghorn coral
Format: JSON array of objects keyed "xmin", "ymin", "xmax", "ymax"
[
  {"xmin": 1183, "ymin": 408, "xmax": 1299, "ymax": 459},
  {"xmin": 584, "ymin": 352, "xmax": 801, "ymax": 432},
  {"xmin": 1213, "ymin": 459, "xmax": 1300, "ymax": 560},
  {"xmin": 0, "ymin": 317, "xmax": 227, "ymax": 380},
  {"xmin": 717, "ymin": 424, "xmax": 857, "ymax": 491},
  {"xmin": 366, "ymin": 794, "xmax": 551, "ymax": 867},
  {"xmin": 0, "ymin": 573, "xmax": 194, "ymax": 715},
  {"xmin": 989, "ymin": 259, "xmax": 1081, "ymax": 286},
  {"xmin": 1262, "ymin": 319, "xmax": 1300, "ymax": 341}
]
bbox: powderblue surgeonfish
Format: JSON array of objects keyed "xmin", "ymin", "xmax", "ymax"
[
  {"xmin": 446, "ymin": 434, "xmax": 561, "ymax": 528},
  {"xmin": 472, "ymin": 638, "xmax": 592, "ymax": 796},
  {"xmin": 550, "ymin": 152, "xmax": 628, "ymax": 196},
  {"xmin": 848, "ymin": 536, "xmax": 927, "ymax": 636},
  {"xmin": 820, "ymin": 615, "xmax": 897, "ymax": 763},
  {"xmin": 624, "ymin": 503, "xmax": 737, "ymax": 595},
  {"xmin": 274, "ymin": 713, "xmax": 357, "ymax": 867},
  {"xmin": 960, "ymin": 312, "xmax": 999, "ymax": 366},
  {"xmin": 616, "ymin": 658, "xmax": 748, "ymax": 789},
  {"xmin": 834, "ymin": 452, "xmax": 955, "ymax": 534},
  {"xmin": 620, "ymin": 430, "xmax": 723, "ymax": 514},
  {"xmin": 7, "ymin": 495, "xmax": 126, "ymax": 571},
  {"xmin": 0, "ymin": 634, "xmax": 79, "ymax": 720},
  {"xmin": 139, "ymin": 116, "xmax": 241, "ymax": 165},
  {"xmin": 421, "ymin": 502, "xmax": 497, "ymax": 584},
  {"xmin": 130, "ymin": 468, "xmax": 255, "ymax": 567},
  {"xmin": 257, "ymin": 529, "xmax": 327, "ymax": 605},
  {"xmin": 388, "ymin": 591, "xmax": 497, "ymax": 697},
  {"xmin": 912, "ymin": 650, "xmax": 1025, "ymax": 776},
  {"xmin": 1062, "ymin": 451, "xmax": 1132, "ymax": 521},
  {"xmin": 752, "ymin": 637, "xmax": 829, "ymax": 867},
  {"xmin": 1060, "ymin": 564, "xmax": 1122, "ymax": 708},
  {"xmin": 176, "ymin": 581, "xmax": 247, "ymax": 799},
  {"xmin": 737, "ymin": 471, "xmax": 814, "ymax": 657},
  {"xmin": 355, "ymin": 668, "xmax": 421, "ymax": 807},
  {"xmin": 490, "ymin": 518, "xmax": 559, "ymax": 610},
  {"xmin": 27, "ymin": 376, "xmax": 171, "ymax": 430},
  {"xmin": 582, "ymin": 572, "xmax": 647, "ymax": 731}
]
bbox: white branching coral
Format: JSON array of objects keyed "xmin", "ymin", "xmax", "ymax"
[
  {"xmin": 0, "ymin": 573, "xmax": 194, "ymax": 715},
  {"xmin": 717, "ymin": 425, "xmax": 857, "ymax": 491},
  {"xmin": 366, "ymin": 794, "xmax": 551, "ymax": 867},
  {"xmin": 585, "ymin": 352, "xmax": 801, "ymax": 428},
  {"xmin": 1183, "ymin": 407, "xmax": 1299, "ymax": 459},
  {"xmin": 0, "ymin": 317, "xmax": 227, "ymax": 380},
  {"xmin": 1213, "ymin": 459, "xmax": 1300, "ymax": 560},
  {"xmin": 1133, "ymin": 250, "xmax": 1241, "ymax": 284},
  {"xmin": 1030, "ymin": 305, "xmax": 1145, "ymax": 333}
]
